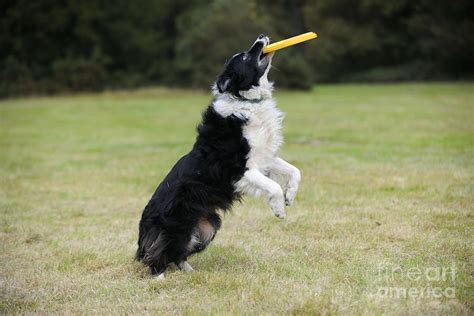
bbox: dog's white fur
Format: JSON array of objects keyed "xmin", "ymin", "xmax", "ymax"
[
  {"xmin": 212, "ymin": 55, "xmax": 301, "ymax": 218},
  {"xmin": 149, "ymin": 40, "xmax": 301, "ymax": 280}
]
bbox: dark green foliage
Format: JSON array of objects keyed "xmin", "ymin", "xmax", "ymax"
[
  {"xmin": 172, "ymin": 0, "xmax": 275, "ymax": 87},
  {"xmin": 1, "ymin": 0, "xmax": 473, "ymax": 97},
  {"xmin": 269, "ymin": 50, "xmax": 313, "ymax": 89},
  {"xmin": 304, "ymin": 0, "xmax": 474, "ymax": 82}
]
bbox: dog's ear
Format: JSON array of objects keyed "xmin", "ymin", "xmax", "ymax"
[{"xmin": 217, "ymin": 76, "xmax": 231, "ymax": 93}]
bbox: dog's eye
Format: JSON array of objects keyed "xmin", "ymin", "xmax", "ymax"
[{"xmin": 242, "ymin": 54, "xmax": 248, "ymax": 61}]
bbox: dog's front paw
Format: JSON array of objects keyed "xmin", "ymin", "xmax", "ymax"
[
  {"xmin": 269, "ymin": 194, "xmax": 286, "ymax": 219},
  {"xmin": 273, "ymin": 207, "xmax": 286, "ymax": 219},
  {"xmin": 285, "ymin": 187, "xmax": 297, "ymax": 206},
  {"xmin": 285, "ymin": 169, "xmax": 301, "ymax": 206}
]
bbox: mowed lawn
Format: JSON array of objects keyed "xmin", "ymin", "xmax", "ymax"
[{"xmin": 1, "ymin": 83, "xmax": 473, "ymax": 314}]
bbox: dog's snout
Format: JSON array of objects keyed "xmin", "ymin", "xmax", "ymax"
[{"xmin": 255, "ymin": 34, "xmax": 269, "ymax": 46}]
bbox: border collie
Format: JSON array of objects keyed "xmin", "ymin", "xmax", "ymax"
[{"xmin": 136, "ymin": 34, "xmax": 301, "ymax": 278}]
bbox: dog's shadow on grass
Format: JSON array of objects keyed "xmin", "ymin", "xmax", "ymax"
[
  {"xmin": 188, "ymin": 245, "xmax": 256, "ymax": 273},
  {"xmin": 131, "ymin": 245, "xmax": 254, "ymax": 279}
]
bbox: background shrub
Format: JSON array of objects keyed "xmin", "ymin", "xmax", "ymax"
[{"xmin": 1, "ymin": 0, "xmax": 473, "ymax": 97}]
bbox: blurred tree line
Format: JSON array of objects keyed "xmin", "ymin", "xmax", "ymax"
[{"xmin": 1, "ymin": 0, "xmax": 473, "ymax": 97}]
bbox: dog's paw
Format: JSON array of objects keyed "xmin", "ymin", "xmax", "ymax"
[
  {"xmin": 285, "ymin": 188, "xmax": 297, "ymax": 206},
  {"xmin": 264, "ymin": 183, "xmax": 286, "ymax": 219},
  {"xmin": 284, "ymin": 173, "xmax": 300, "ymax": 206},
  {"xmin": 274, "ymin": 210, "xmax": 286, "ymax": 219},
  {"xmin": 285, "ymin": 180, "xmax": 299, "ymax": 206},
  {"xmin": 178, "ymin": 261, "xmax": 193, "ymax": 272},
  {"xmin": 153, "ymin": 273, "xmax": 165, "ymax": 280},
  {"xmin": 269, "ymin": 195, "xmax": 286, "ymax": 219}
]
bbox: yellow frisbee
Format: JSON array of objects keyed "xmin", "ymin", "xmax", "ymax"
[{"xmin": 263, "ymin": 32, "xmax": 318, "ymax": 54}]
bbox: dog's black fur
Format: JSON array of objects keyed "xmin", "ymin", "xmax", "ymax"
[
  {"xmin": 216, "ymin": 34, "xmax": 270, "ymax": 97},
  {"xmin": 136, "ymin": 35, "xmax": 270, "ymax": 275}
]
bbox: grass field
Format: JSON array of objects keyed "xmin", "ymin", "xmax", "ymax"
[{"xmin": 1, "ymin": 83, "xmax": 473, "ymax": 314}]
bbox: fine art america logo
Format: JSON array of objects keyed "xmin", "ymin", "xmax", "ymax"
[{"xmin": 371, "ymin": 264, "xmax": 457, "ymax": 299}]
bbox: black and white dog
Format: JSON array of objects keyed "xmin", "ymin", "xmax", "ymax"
[{"xmin": 136, "ymin": 34, "xmax": 301, "ymax": 278}]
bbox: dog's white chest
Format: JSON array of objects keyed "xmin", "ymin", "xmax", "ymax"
[
  {"xmin": 213, "ymin": 97, "xmax": 284, "ymax": 171},
  {"xmin": 243, "ymin": 101, "xmax": 284, "ymax": 170}
]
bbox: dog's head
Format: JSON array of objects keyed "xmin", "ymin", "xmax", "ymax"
[{"xmin": 215, "ymin": 34, "xmax": 273, "ymax": 99}]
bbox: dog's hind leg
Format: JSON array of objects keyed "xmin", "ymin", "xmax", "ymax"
[
  {"xmin": 149, "ymin": 261, "xmax": 169, "ymax": 277},
  {"xmin": 141, "ymin": 231, "xmax": 172, "ymax": 277}
]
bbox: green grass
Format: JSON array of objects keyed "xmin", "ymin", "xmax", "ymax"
[{"xmin": 1, "ymin": 83, "xmax": 473, "ymax": 314}]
